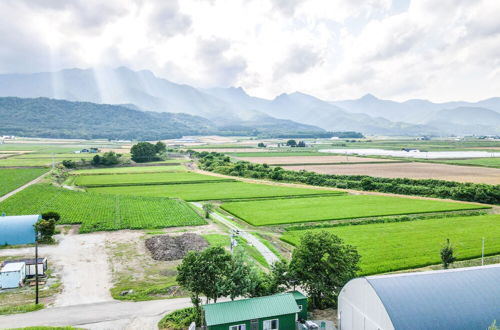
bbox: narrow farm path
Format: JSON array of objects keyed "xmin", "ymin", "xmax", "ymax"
[
  {"xmin": 191, "ymin": 202, "xmax": 280, "ymax": 265},
  {"xmin": 0, "ymin": 170, "xmax": 50, "ymax": 202}
]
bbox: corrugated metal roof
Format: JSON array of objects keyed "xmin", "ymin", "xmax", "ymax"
[
  {"xmin": 0, "ymin": 215, "xmax": 40, "ymax": 245},
  {"xmin": 203, "ymin": 293, "xmax": 300, "ymax": 326},
  {"xmin": 290, "ymin": 290, "xmax": 307, "ymax": 300},
  {"xmin": 1, "ymin": 262, "xmax": 25, "ymax": 272},
  {"xmin": 366, "ymin": 265, "xmax": 500, "ymax": 330}
]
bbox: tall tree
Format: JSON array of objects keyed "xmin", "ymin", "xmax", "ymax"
[
  {"xmin": 290, "ymin": 231, "xmax": 360, "ymax": 309},
  {"xmin": 440, "ymin": 238, "xmax": 456, "ymax": 269},
  {"xmin": 131, "ymin": 142, "xmax": 157, "ymax": 162},
  {"xmin": 224, "ymin": 249, "xmax": 253, "ymax": 300},
  {"xmin": 202, "ymin": 203, "xmax": 214, "ymax": 219},
  {"xmin": 155, "ymin": 141, "xmax": 167, "ymax": 154},
  {"xmin": 286, "ymin": 139, "xmax": 297, "ymax": 147}
]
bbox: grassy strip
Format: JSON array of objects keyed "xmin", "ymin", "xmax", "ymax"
[
  {"xmin": 203, "ymin": 234, "xmax": 230, "ymax": 248},
  {"xmin": 253, "ymin": 232, "xmax": 285, "ymax": 261},
  {"xmin": 0, "ymin": 304, "xmax": 43, "ymax": 316},
  {"xmin": 235, "ymin": 237, "xmax": 269, "ymax": 268},
  {"xmin": 70, "ymin": 165, "xmax": 187, "ymax": 175},
  {"xmin": 74, "ymin": 172, "xmax": 225, "ymax": 186},
  {"xmin": 80, "ymin": 179, "xmax": 235, "ymax": 188},
  {"xmin": 111, "ymin": 279, "xmax": 186, "ymax": 301},
  {"xmin": 281, "ymin": 214, "xmax": 500, "ymax": 275}
]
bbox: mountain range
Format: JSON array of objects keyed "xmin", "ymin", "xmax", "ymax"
[{"xmin": 1, "ymin": 67, "xmax": 499, "ymax": 136}]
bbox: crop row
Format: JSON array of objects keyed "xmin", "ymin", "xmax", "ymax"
[
  {"xmin": 0, "ymin": 168, "xmax": 48, "ymax": 197},
  {"xmin": 0, "ymin": 184, "xmax": 206, "ymax": 233}
]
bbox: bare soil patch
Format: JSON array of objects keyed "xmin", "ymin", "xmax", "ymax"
[
  {"xmin": 190, "ymin": 148, "xmax": 267, "ymax": 153},
  {"xmin": 283, "ymin": 162, "xmax": 500, "ymax": 184},
  {"xmin": 238, "ymin": 155, "xmax": 395, "ymax": 165},
  {"xmin": 145, "ymin": 233, "xmax": 208, "ymax": 261}
]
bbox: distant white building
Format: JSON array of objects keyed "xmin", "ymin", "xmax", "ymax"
[{"xmin": 338, "ymin": 265, "xmax": 500, "ymax": 330}]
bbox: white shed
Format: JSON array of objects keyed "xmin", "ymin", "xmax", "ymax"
[
  {"xmin": 0, "ymin": 262, "xmax": 26, "ymax": 289},
  {"xmin": 338, "ymin": 264, "xmax": 500, "ymax": 330},
  {"xmin": 3, "ymin": 258, "xmax": 48, "ymax": 276}
]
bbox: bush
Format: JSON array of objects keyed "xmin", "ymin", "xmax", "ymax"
[
  {"xmin": 41, "ymin": 211, "xmax": 61, "ymax": 222},
  {"xmin": 158, "ymin": 307, "xmax": 198, "ymax": 330}
]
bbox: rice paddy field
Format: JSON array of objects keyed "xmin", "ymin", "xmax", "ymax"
[
  {"xmin": 0, "ymin": 184, "xmax": 206, "ymax": 233},
  {"xmin": 74, "ymin": 171, "xmax": 233, "ymax": 187},
  {"xmin": 71, "ymin": 165, "xmax": 187, "ymax": 175},
  {"xmin": 280, "ymin": 214, "xmax": 500, "ymax": 274},
  {"xmin": 0, "ymin": 168, "xmax": 48, "ymax": 196},
  {"xmin": 88, "ymin": 181, "xmax": 344, "ymax": 201},
  {"xmin": 220, "ymin": 195, "xmax": 488, "ymax": 226}
]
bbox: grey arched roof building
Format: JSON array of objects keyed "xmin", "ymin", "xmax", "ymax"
[{"xmin": 338, "ymin": 264, "xmax": 500, "ymax": 330}]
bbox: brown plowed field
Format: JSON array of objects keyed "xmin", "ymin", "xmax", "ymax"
[
  {"xmin": 238, "ymin": 155, "xmax": 395, "ymax": 165},
  {"xmin": 283, "ymin": 162, "xmax": 500, "ymax": 185}
]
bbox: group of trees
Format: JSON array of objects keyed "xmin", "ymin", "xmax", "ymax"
[
  {"xmin": 91, "ymin": 151, "xmax": 121, "ymax": 166},
  {"xmin": 286, "ymin": 139, "xmax": 306, "ymax": 147},
  {"xmin": 177, "ymin": 231, "xmax": 360, "ymax": 322},
  {"xmin": 130, "ymin": 141, "xmax": 167, "ymax": 163},
  {"xmin": 35, "ymin": 212, "xmax": 61, "ymax": 243},
  {"xmin": 193, "ymin": 151, "xmax": 499, "ymax": 204}
]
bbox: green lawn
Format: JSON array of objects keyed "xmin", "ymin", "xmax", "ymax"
[
  {"xmin": 88, "ymin": 181, "xmax": 344, "ymax": 201},
  {"xmin": 71, "ymin": 165, "xmax": 187, "ymax": 175},
  {"xmin": 0, "ymin": 184, "xmax": 206, "ymax": 233},
  {"xmin": 221, "ymin": 195, "xmax": 488, "ymax": 226},
  {"xmin": 0, "ymin": 168, "xmax": 48, "ymax": 196},
  {"xmin": 436, "ymin": 157, "xmax": 500, "ymax": 168},
  {"xmin": 74, "ymin": 172, "xmax": 233, "ymax": 187},
  {"xmin": 281, "ymin": 214, "xmax": 500, "ymax": 274}
]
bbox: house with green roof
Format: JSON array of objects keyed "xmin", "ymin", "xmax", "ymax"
[{"xmin": 203, "ymin": 291, "xmax": 308, "ymax": 330}]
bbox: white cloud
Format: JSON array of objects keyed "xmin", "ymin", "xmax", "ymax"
[{"xmin": 0, "ymin": 0, "xmax": 499, "ymax": 102}]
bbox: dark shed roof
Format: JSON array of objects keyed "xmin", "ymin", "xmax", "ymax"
[{"xmin": 366, "ymin": 265, "xmax": 500, "ymax": 330}]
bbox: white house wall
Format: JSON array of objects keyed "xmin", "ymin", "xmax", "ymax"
[{"xmin": 338, "ymin": 278, "xmax": 394, "ymax": 330}]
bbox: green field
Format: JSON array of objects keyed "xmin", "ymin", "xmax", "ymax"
[
  {"xmin": 88, "ymin": 181, "xmax": 344, "ymax": 201},
  {"xmin": 436, "ymin": 157, "xmax": 500, "ymax": 168},
  {"xmin": 0, "ymin": 158, "xmax": 55, "ymax": 167},
  {"xmin": 14, "ymin": 153, "xmax": 100, "ymax": 159},
  {"xmin": 74, "ymin": 172, "xmax": 233, "ymax": 187},
  {"xmin": 0, "ymin": 184, "xmax": 206, "ymax": 233},
  {"xmin": 71, "ymin": 165, "xmax": 187, "ymax": 175},
  {"xmin": 221, "ymin": 195, "xmax": 488, "ymax": 226},
  {"xmin": 281, "ymin": 214, "xmax": 500, "ymax": 274},
  {"xmin": 0, "ymin": 168, "xmax": 48, "ymax": 197}
]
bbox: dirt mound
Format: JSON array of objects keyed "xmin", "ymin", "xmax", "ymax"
[{"xmin": 145, "ymin": 233, "xmax": 209, "ymax": 261}]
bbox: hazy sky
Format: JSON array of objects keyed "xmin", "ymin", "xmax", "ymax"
[{"xmin": 1, "ymin": 0, "xmax": 499, "ymax": 101}]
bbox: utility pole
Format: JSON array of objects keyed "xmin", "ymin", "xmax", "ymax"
[
  {"xmin": 481, "ymin": 237, "xmax": 485, "ymax": 266},
  {"xmin": 52, "ymin": 153, "xmax": 55, "ymax": 170},
  {"xmin": 35, "ymin": 232, "xmax": 39, "ymax": 305}
]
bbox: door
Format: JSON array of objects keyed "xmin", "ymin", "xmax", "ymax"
[{"xmin": 251, "ymin": 319, "xmax": 259, "ymax": 330}]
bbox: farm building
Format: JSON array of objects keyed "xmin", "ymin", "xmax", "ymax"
[
  {"xmin": 0, "ymin": 262, "xmax": 26, "ymax": 289},
  {"xmin": 203, "ymin": 291, "xmax": 308, "ymax": 330},
  {"xmin": 338, "ymin": 264, "xmax": 500, "ymax": 330},
  {"xmin": 3, "ymin": 258, "xmax": 47, "ymax": 276},
  {"xmin": 0, "ymin": 215, "xmax": 40, "ymax": 245}
]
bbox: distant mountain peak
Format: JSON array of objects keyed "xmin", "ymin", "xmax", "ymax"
[{"xmin": 360, "ymin": 93, "xmax": 378, "ymax": 100}]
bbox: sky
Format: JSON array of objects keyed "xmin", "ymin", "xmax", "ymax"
[{"xmin": 1, "ymin": 0, "xmax": 499, "ymax": 102}]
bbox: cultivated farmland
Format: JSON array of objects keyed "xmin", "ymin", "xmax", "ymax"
[
  {"xmin": 221, "ymin": 195, "xmax": 488, "ymax": 226},
  {"xmin": 437, "ymin": 157, "xmax": 500, "ymax": 169},
  {"xmin": 0, "ymin": 168, "xmax": 48, "ymax": 196},
  {"xmin": 88, "ymin": 181, "xmax": 344, "ymax": 201},
  {"xmin": 282, "ymin": 162, "xmax": 500, "ymax": 185},
  {"xmin": 71, "ymin": 165, "xmax": 187, "ymax": 175},
  {"xmin": 237, "ymin": 155, "xmax": 395, "ymax": 165},
  {"xmin": 0, "ymin": 184, "xmax": 206, "ymax": 233},
  {"xmin": 74, "ymin": 172, "xmax": 233, "ymax": 187},
  {"xmin": 281, "ymin": 214, "xmax": 500, "ymax": 274}
]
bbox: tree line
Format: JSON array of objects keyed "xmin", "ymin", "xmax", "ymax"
[{"xmin": 192, "ymin": 151, "xmax": 499, "ymax": 204}]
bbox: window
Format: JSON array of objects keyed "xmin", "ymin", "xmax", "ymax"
[
  {"xmin": 298, "ymin": 305, "xmax": 303, "ymax": 311},
  {"xmin": 263, "ymin": 319, "xmax": 279, "ymax": 330},
  {"xmin": 229, "ymin": 325, "xmax": 246, "ymax": 330}
]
